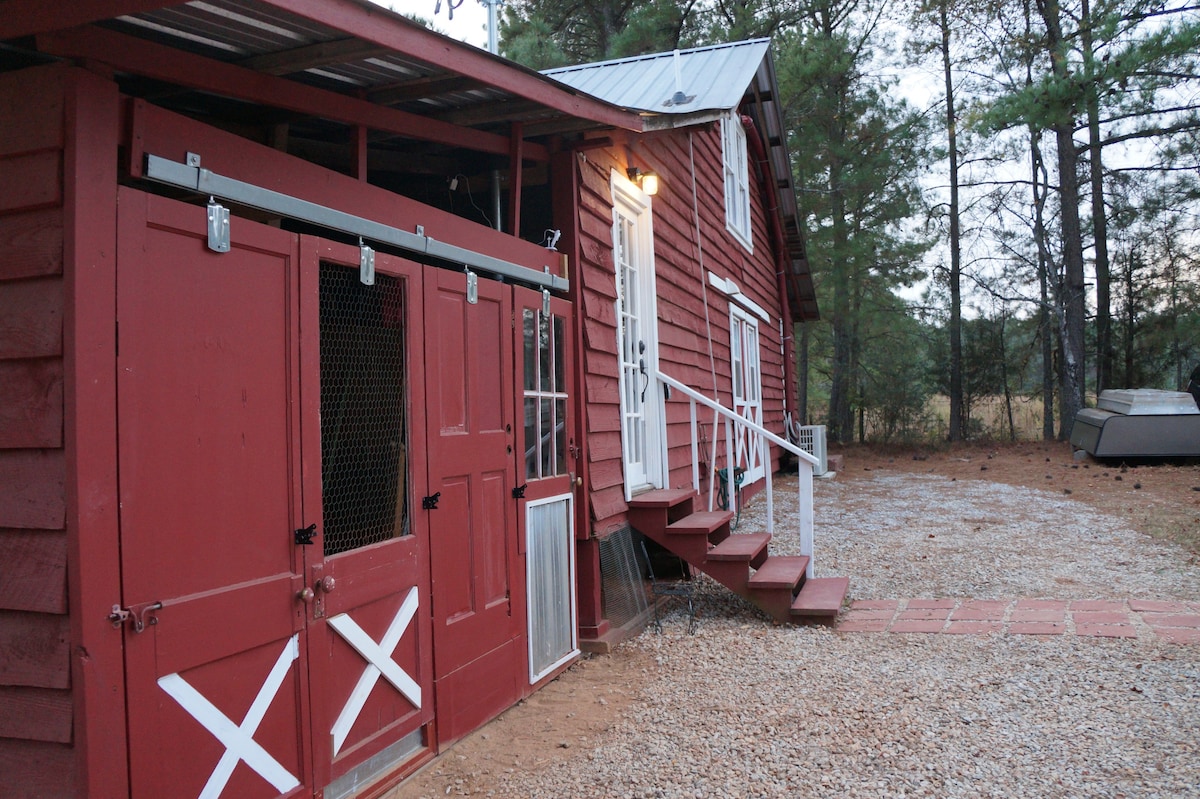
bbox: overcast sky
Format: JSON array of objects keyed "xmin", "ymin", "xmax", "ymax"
[{"xmin": 373, "ymin": 0, "xmax": 493, "ymax": 49}]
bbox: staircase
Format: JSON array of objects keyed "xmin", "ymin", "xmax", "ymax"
[{"xmin": 629, "ymin": 487, "xmax": 849, "ymax": 624}]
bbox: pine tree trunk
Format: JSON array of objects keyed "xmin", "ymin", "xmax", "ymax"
[
  {"xmin": 1032, "ymin": 130, "xmax": 1056, "ymax": 440},
  {"xmin": 1039, "ymin": 0, "xmax": 1087, "ymax": 438},
  {"xmin": 941, "ymin": 0, "xmax": 964, "ymax": 442},
  {"xmin": 1081, "ymin": 0, "xmax": 1113, "ymax": 395}
]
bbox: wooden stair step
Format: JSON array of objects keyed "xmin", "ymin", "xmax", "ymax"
[
  {"xmin": 667, "ymin": 511, "xmax": 734, "ymax": 536},
  {"xmin": 747, "ymin": 556, "xmax": 810, "ymax": 590},
  {"xmin": 791, "ymin": 576, "xmax": 850, "ymax": 617},
  {"xmin": 707, "ymin": 533, "xmax": 770, "ymax": 562},
  {"xmin": 628, "ymin": 488, "xmax": 695, "ymax": 509}
]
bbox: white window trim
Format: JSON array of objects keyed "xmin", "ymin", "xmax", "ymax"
[
  {"xmin": 707, "ymin": 271, "xmax": 770, "ymax": 324},
  {"xmin": 722, "ymin": 111, "xmax": 753, "ymax": 253}
]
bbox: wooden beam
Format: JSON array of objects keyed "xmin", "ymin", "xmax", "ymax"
[
  {"xmin": 36, "ymin": 26, "xmax": 549, "ymax": 161},
  {"xmin": 238, "ymin": 37, "xmax": 392, "ymax": 75},
  {"xmin": 0, "ymin": 0, "xmax": 177, "ymax": 40},
  {"xmin": 507, "ymin": 122, "xmax": 523, "ymax": 235},
  {"xmin": 257, "ymin": 0, "xmax": 642, "ymax": 133},
  {"xmin": 368, "ymin": 74, "xmax": 482, "ymax": 106}
]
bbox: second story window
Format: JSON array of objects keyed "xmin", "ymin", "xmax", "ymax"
[{"xmin": 722, "ymin": 111, "xmax": 753, "ymax": 252}]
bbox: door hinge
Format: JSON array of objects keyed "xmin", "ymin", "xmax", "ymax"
[{"xmin": 422, "ymin": 492, "xmax": 441, "ymax": 510}]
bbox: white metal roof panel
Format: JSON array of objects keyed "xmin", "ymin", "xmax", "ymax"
[{"xmin": 542, "ymin": 39, "xmax": 771, "ymax": 114}]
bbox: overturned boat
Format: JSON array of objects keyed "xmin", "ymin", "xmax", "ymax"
[{"xmin": 1070, "ymin": 388, "xmax": 1200, "ymax": 458}]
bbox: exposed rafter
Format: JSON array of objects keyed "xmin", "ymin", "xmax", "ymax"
[{"xmin": 36, "ymin": 25, "xmax": 550, "ymax": 161}]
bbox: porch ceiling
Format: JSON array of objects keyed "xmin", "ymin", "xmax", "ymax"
[{"xmin": 0, "ymin": 0, "xmax": 642, "ymax": 166}]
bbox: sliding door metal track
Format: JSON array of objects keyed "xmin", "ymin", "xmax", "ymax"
[{"xmin": 144, "ymin": 154, "xmax": 568, "ymax": 293}]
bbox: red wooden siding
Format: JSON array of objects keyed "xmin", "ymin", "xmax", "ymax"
[
  {"xmin": 0, "ymin": 64, "xmax": 74, "ymax": 799},
  {"xmin": 574, "ymin": 124, "xmax": 787, "ymax": 538}
]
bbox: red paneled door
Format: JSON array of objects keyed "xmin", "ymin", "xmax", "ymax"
[
  {"xmin": 299, "ymin": 242, "xmax": 436, "ymax": 793},
  {"xmin": 116, "ymin": 189, "xmax": 312, "ymax": 799},
  {"xmin": 424, "ymin": 268, "xmax": 524, "ymax": 745}
]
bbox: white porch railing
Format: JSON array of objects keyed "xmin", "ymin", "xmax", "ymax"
[{"xmin": 657, "ymin": 371, "xmax": 818, "ymax": 578}]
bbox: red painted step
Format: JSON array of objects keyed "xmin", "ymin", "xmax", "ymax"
[
  {"xmin": 666, "ymin": 511, "xmax": 733, "ymax": 536},
  {"xmin": 791, "ymin": 576, "xmax": 850, "ymax": 617},
  {"xmin": 707, "ymin": 533, "xmax": 770, "ymax": 562},
  {"xmin": 628, "ymin": 488, "xmax": 695, "ymax": 508},
  {"xmin": 747, "ymin": 555, "xmax": 810, "ymax": 590}
]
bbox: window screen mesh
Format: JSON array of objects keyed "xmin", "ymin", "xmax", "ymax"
[
  {"xmin": 598, "ymin": 527, "xmax": 649, "ymax": 629},
  {"xmin": 319, "ymin": 264, "xmax": 408, "ymax": 556}
]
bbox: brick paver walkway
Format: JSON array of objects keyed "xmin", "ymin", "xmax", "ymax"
[{"xmin": 837, "ymin": 598, "xmax": 1200, "ymax": 643}]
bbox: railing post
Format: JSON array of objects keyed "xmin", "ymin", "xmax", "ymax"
[
  {"xmin": 689, "ymin": 399, "xmax": 699, "ymax": 494},
  {"xmin": 798, "ymin": 460, "xmax": 814, "ymax": 577},
  {"xmin": 724, "ymin": 415, "xmax": 735, "ymax": 515},
  {"xmin": 707, "ymin": 407, "xmax": 719, "ymax": 512},
  {"xmin": 762, "ymin": 432, "xmax": 773, "ymax": 536}
]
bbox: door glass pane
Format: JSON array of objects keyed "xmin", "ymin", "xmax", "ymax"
[
  {"xmin": 319, "ymin": 264, "xmax": 408, "ymax": 556},
  {"xmin": 523, "ymin": 309, "xmax": 537, "ymax": 391},
  {"xmin": 555, "ymin": 398, "xmax": 567, "ymax": 475},
  {"xmin": 525, "ymin": 397, "xmax": 539, "ymax": 480},
  {"xmin": 540, "ymin": 398, "xmax": 554, "ymax": 477},
  {"xmin": 539, "ymin": 312, "xmax": 552, "ymax": 391},
  {"xmin": 553, "ymin": 315, "xmax": 565, "ymax": 393}
]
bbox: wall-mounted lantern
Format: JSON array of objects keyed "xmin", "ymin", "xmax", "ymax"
[{"xmin": 626, "ymin": 167, "xmax": 659, "ymax": 196}]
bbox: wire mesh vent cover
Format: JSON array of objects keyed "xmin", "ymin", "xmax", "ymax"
[
  {"xmin": 319, "ymin": 264, "xmax": 408, "ymax": 557},
  {"xmin": 598, "ymin": 526, "xmax": 649, "ymax": 630}
]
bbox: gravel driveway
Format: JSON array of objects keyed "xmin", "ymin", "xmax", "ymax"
[{"xmin": 403, "ymin": 469, "xmax": 1200, "ymax": 799}]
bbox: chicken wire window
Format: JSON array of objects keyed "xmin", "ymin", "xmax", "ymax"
[
  {"xmin": 320, "ymin": 264, "xmax": 409, "ymax": 556},
  {"xmin": 523, "ymin": 308, "xmax": 568, "ymax": 480}
]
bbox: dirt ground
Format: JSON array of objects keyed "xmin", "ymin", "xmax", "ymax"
[
  {"xmin": 386, "ymin": 440, "xmax": 1200, "ymax": 799},
  {"xmin": 849, "ymin": 440, "xmax": 1200, "ymax": 558}
]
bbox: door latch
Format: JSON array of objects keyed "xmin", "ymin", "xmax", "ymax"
[
  {"xmin": 422, "ymin": 492, "xmax": 441, "ymax": 510},
  {"xmin": 108, "ymin": 601, "xmax": 163, "ymax": 633},
  {"xmin": 295, "ymin": 523, "xmax": 317, "ymax": 546},
  {"xmin": 512, "ymin": 484, "xmax": 527, "ymax": 499}
]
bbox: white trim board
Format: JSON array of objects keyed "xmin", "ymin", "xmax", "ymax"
[{"xmin": 707, "ymin": 272, "xmax": 770, "ymax": 323}]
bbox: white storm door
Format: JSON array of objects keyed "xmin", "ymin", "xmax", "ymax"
[
  {"xmin": 731, "ymin": 308, "xmax": 764, "ymax": 484},
  {"xmin": 612, "ymin": 172, "xmax": 663, "ymax": 496}
]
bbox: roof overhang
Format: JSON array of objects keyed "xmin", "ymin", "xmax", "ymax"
[{"xmin": 0, "ymin": 0, "xmax": 643, "ymax": 161}]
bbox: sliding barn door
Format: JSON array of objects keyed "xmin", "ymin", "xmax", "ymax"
[
  {"xmin": 116, "ymin": 189, "xmax": 312, "ymax": 799},
  {"xmin": 424, "ymin": 268, "xmax": 523, "ymax": 745}
]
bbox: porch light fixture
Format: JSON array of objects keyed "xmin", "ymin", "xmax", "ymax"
[{"xmin": 626, "ymin": 167, "xmax": 659, "ymax": 196}]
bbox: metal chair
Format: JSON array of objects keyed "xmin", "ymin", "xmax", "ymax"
[{"xmin": 639, "ymin": 538, "xmax": 697, "ymax": 635}]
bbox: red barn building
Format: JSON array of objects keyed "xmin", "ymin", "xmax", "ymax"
[
  {"xmin": 0, "ymin": 3, "xmax": 833, "ymax": 797},
  {"xmin": 542, "ymin": 42, "xmax": 841, "ymax": 645}
]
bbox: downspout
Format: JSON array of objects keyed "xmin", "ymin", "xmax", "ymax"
[{"xmin": 741, "ymin": 114, "xmax": 797, "ymax": 425}]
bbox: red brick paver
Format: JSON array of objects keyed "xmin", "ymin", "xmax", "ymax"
[
  {"xmin": 1076, "ymin": 623, "xmax": 1138, "ymax": 638},
  {"xmin": 1009, "ymin": 622, "xmax": 1067, "ymax": 635},
  {"xmin": 834, "ymin": 596, "xmax": 1199, "ymax": 644},
  {"xmin": 945, "ymin": 621, "xmax": 1002, "ymax": 635}
]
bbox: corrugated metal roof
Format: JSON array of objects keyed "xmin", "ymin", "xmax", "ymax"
[{"xmin": 542, "ymin": 39, "xmax": 772, "ymax": 114}]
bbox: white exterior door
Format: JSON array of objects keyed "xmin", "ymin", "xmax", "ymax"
[
  {"xmin": 731, "ymin": 307, "xmax": 765, "ymax": 484},
  {"xmin": 612, "ymin": 171, "xmax": 663, "ymax": 497}
]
